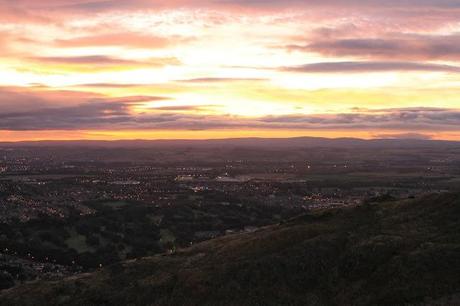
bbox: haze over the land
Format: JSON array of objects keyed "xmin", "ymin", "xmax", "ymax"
[{"xmin": 1, "ymin": 0, "xmax": 460, "ymax": 141}]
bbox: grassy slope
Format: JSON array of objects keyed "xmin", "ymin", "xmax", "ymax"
[{"xmin": 1, "ymin": 193, "xmax": 460, "ymax": 306}]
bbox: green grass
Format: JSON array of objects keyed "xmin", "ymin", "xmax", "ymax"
[
  {"xmin": 64, "ymin": 228, "xmax": 94, "ymax": 253},
  {"xmin": 159, "ymin": 229, "xmax": 176, "ymax": 244}
]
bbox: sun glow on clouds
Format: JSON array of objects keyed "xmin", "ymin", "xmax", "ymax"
[{"xmin": 0, "ymin": 1, "xmax": 460, "ymax": 140}]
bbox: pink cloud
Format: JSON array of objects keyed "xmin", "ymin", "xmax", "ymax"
[
  {"xmin": 27, "ymin": 55, "xmax": 180, "ymax": 67},
  {"xmin": 288, "ymin": 34, "xmax": 460, "ymax": 61},
  {"xmin": 55, "ymin": 33, "xmax": 173, "ymax": 49}
]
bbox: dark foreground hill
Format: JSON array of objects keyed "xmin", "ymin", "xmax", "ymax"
[{"xmin": 2, "ymin": 193, "xmax": 460, "ymax": 306}]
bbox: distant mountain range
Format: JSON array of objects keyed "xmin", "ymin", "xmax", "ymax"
[
  {"xmin": 2, "ymin": 193, "xmax": 460, "ymax": 305},
  {"xmin": 1, "ymin": 137, "xmax": 460, "ymax": 148}
]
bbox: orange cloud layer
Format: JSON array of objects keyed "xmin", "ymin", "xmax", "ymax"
[{"xmin": 1, "ymin": 1, "xmax": 460, "ymax": 140}]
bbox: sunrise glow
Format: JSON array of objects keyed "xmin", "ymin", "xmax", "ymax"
[{"xmin": 1, "ymin": 0, "xmax": 460, "ymax": 141}]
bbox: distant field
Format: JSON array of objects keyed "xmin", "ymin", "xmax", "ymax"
[
  {"xmin": 348, "ymin": 171, "xmax": 452, "ymax": 178},
  {"xmin": 65, "ymin": 228, "xmax": 95, "ymax": 254},
  {"xmin": 99, "ymin": 201, "xmax": 130, "ymax": 209},
  {"xmin": 0, "ymin": 174, "xmax": 95, "ymax": 181}
]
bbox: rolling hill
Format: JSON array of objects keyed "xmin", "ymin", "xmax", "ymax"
[{"xmin": 1, "ymin": 193, "xmax": 460, "ymax": 306}]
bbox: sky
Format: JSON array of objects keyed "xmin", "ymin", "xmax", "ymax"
[{"xmin": 1, "ymin": 0, "xmax": 460, "ymax": 141}]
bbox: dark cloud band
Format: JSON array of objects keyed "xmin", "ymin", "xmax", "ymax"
[
  {"xmin": 281, "ymin": 61, "xmax": 460, "ymax": 73},
  {"xmin": 0, "ymin": 88, "xmax": 459, "ymax": 132}
]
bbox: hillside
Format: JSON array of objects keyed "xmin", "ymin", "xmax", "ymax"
[{"xmin": 1, "ymin": 193, "xmax": 460, "ymax": 306}]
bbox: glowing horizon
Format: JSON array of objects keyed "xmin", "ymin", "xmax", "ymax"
[{"xmin": 1, "ymin": 0, "xmax": 460, "ymax": 141}]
